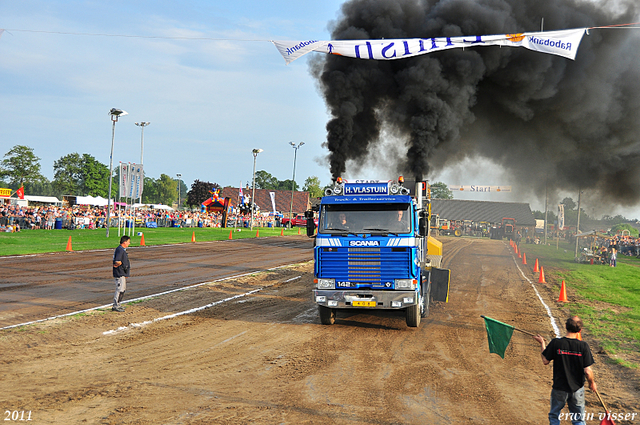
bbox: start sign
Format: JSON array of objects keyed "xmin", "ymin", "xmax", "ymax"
[{"xmin": 0, "ymin": 188, "xmax": 11, "ymax": 198}]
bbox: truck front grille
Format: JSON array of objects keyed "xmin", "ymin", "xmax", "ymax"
[{"xmin": 319, "ymin": 247, "xmax": 411, "ymax": 285}]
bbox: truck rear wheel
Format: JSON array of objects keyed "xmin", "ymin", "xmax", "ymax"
[
  {"xmin": 318, "ymin": 306, "xmax": 336, "ymax": 325},
  {"xmin": 406, "ymin": 304, "xmax": 420, "ymax": 327}
]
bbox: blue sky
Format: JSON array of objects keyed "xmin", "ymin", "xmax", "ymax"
[
  {"xmin": 1, "ymin": 1, "xmax": 638, "ymax": 219},
  {"xmin": 0, "ymin": 0, "xmax": 344, "ymax": 191}
]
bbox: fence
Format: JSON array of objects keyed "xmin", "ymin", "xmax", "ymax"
[{"xmin": 1, "ymin": 215, "xmax": 281, "ymax": 230}]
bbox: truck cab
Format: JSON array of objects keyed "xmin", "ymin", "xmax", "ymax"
[{"xmin": 309, "ymin": 178, "xmax": 450, "ymax": 327}]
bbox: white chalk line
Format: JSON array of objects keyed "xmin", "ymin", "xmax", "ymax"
[
  {"xmin": 0, "ymin": 262, "xmax": 307, "ymax": 331},
  {"xmin": 102, "ymin": 274, "xmax": 302, "ymax": 332},
  {"xmin": 103, "ymin": 274, "xmax": 303, "ymax": 335},
  {"xmin": 511, "ymin": 249, "xmax": 561, "ymax": 337},
  {"xmin": 102, "ymin": 289, "xmax": 263, "ymax": 335},
  {"xmin": 102, "ymin": 274, "xmax": 302, "ymax": 335}
]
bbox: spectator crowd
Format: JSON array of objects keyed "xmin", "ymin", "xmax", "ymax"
[{"xmin": 0, "ymin": 204, "xmax": 275, "ymax": 232}]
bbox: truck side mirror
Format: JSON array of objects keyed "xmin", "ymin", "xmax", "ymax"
[
  {"xmin": 305, "ymin": 210, "xmax": 316, "ymax": 237},
  {"xmin": 418, "ymin": 210, "xmax": 428, "ymax": 237}
]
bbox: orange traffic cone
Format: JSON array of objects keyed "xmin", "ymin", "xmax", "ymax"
[
  {"xmin": 534, "ymin": 258, "xmax": 539, "ymax": 273},
  {"xmin": 518, "ymin": 250, "xmax": 522, "ymax": 258},
  {"xmin": 538, "ymin": 266, "xmax": 546, "ymax": 284},
  {"xmin": 229, "ymin": 230, "xmax": 233, "ymax": 240},
  {"xmin": 558, "ymin": 280, "xmax": 568, "ymax": 302},
  {"xmin": 576, "ymin": 331, "xmax": 582, "ymax": 341},
  {"xmin": 192, "ymin": 231, "xmax": 196, "ymax": 243},
  {"xmin": 256, "ymin": 229, "xmax": 260, "ymax": 237},
  {"xmin": 281, "ymin": 228, "xmax": 284, "ymax": 236},
  {"xmin": 140, "ymin": 233, "xmax": 146, "ymax": 246},
  {"xmin": 66, "ymin": 236, "xmax": 72, "ymax": 251},
  {"xmin": 522, "ymin": 252, "xmax": 527, "ymax": 265},
  {"xmin": 298, "ymin": 227, "xmax": 301, "ymax": 235}
]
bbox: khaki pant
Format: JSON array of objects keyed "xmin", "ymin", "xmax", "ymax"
[{"xmin": 113, "ymin": 276, "xmax": 127, "ymax": 308}]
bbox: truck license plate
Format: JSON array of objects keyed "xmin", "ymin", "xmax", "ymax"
[{"xmin": 353, "ymin": 300, "xmax": 376, "ymax": 307}]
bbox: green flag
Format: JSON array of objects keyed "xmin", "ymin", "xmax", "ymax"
[{"xmin": 483, "ymin": 316, "xmax": 514, "ymax": 359}]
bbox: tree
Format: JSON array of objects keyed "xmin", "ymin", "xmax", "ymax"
[
  {"xmin": 303, "ymin": 176, "xmax": 324, "ymax": 198},
  {"xmin": 24, "ymin": 178, "xmax": 57, "ymax": 197},
  {"xmin": 52, "ymin": 153, "xmax": 109, "ymax": 196},
  {"xmin": 254, "ymin": 170, "xmax": 301, "ymax": 191},
  {"xmin": 0, "ymin": 145, "xmax": 45, "ymax": 186},
  {"xmin": 155, "ymin": 174, "xmax": 178, "ymax": 206},
  {"xmin": 610, "ymin": 223, "xmax": 637, "ymax": 236},
  {"xmin": 81, "ymin": 154, "xmax": 109, "ymax": 197},
  {"xmin": 532, "ymin": 210, "xmax": 558, "ymax": 224},
  {"xmin": 142, "ymin": 176, "xmax": 158, "ymax": 204},
  {"xmin": 254, "ymin": 170, "xmax": 278, "ymax": 190},
  {"xmin": 53, "ymin": 153, "xmax": 83, "ymax": 195},
  {"xmin": 186, "ymin": 180, "xmax": 219, "ymax": 207},
  {"xmin": 278, "ymin": 179, "xmax": 299, "ymax": 191},
  {"xmin": 561, "ymin": 197, "xmax": 576, "ymax": 210},
  {"xmin": 430, "ymin": 182, "xmax": 453, "ymax": 199}
]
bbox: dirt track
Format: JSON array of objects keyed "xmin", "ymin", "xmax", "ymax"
[{"xmin": 1, "ymin": 236, "xmax": 639, "ymax": 424}]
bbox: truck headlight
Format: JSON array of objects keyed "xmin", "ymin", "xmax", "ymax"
[
  {"xmin": 395, "ymin": 279, "xmax": 416, "ymax": 290},
  {"xmin": 316, "ymin": 278, "xmax": 335, "ymax": 289}
]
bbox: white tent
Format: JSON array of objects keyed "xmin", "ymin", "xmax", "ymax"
[
  {"xmin": 24, "ymin": 195, "xmax": 61, "ymax": 205},
  {"xmin": 75, "ymin": 196, "xmax": 111, "ymax": 206}
]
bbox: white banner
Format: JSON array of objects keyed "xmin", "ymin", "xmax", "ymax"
[
  {"xmin": 448, "ymin": 185, "xmax": 511, "ymax": 193},
  {"xmin": 132, "ymin": 164, "xmax": 144, "ymax": 200},
  {"xmin": 125, "ymin": 163, "xmax": 144, "ymax": 199},
  {"xmin": 272, "ymin": 28, "xmax": 586, "ymax": 64},
  {"xmin": 558, "ymin": 204, "xmax": 565, "ymax": 230},
  {"xmin": 127, "ymin": 163, "xmax": 136, "ymax": 199},
  {"xmin": 119, "ymin": 162, "xmax": 129, "ymax": 198},
  {"xmin": 269, "ymin": 192, "xmax": 276, "ymax": 213}
]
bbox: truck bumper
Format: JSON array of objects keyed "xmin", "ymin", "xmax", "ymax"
[{"xmin": 313, "ymin": 289, "xmax": 418, "ymax": 309}]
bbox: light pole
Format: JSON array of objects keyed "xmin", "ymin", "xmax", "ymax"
[
  {"xmin": 250, "ymin": 149, "xmax": 263, "ymax": 230},
  {"xmin": 288, "ymin": 142, "xmax": 304, "ymax": 228},
  {"xmin": 176, "ymin": 173, "xmax": 182, "ymax": 210},
  {"xmin": 107, "ymin": 108, "xmax": 128, "ymax": 237}
]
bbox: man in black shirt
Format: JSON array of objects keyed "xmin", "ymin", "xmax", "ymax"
[
  {"xmin": 534, "ymin": 316, "xmax": 597, "ymax": 425},
  {"xmin": 112, "ymin": 235, "xmax": 131, "ymax": 312}
]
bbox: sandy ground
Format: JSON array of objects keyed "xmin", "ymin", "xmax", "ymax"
[{"xmin": 1, "ymin": 237, "xmax": 638, "ymax": 424}]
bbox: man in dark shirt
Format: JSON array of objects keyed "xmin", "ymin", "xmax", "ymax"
[
  {"xmin": 534, "ymin": 316, "xmax": 597, "ymax": 425},
  {"xmin": 112, "ymin": 235, "xmax": 131, "ymax": 312}
]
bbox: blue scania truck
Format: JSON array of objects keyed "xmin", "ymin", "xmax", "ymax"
[{"xmin": 305, "ymin": 178, "xmax": 450, "ymax": 327}]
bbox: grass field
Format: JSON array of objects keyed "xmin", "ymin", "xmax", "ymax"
[
  {"xmin": 516, "ymin": 239, "xmax": 640, "ymax": 369},
  {"xmin": 0, "ymin": 225, "xmax": 306, "ymax": 256}
]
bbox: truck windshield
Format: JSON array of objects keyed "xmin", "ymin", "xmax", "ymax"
[{"xmin": 319, "ymin": 203, "xmax": 411, "ymax": 234}]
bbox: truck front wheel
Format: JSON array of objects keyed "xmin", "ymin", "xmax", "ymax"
[
  {"xmin": 406, "ymin": 304, "xmax": 421, "ymax": 327},
  {"xmin": 318, "ymin": 306, "xmax": 336, "ymax": 325}
]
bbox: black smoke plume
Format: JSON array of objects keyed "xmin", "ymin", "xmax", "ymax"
[{"xmin": 311, "ymin": 0, "xmax": 640, "ymax": 207}]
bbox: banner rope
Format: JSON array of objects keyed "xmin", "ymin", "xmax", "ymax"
[
  {"xmin": 0, "ymin": 28, "xmax": 268, "ymax": 42},
  {"xmin": 3, "ymin": 22, "xmax": 640, "ymax": 42}
]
